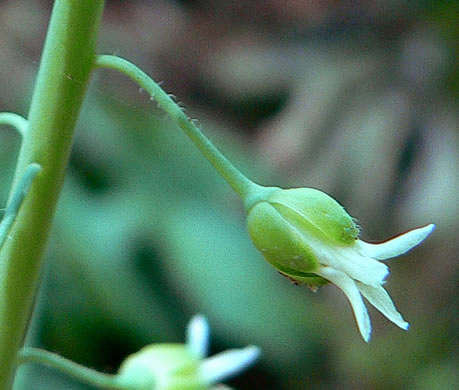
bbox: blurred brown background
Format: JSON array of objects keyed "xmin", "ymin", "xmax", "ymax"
[{"xmin": 1, "ymin": 1, "xmax": 458, "ymax": 389}]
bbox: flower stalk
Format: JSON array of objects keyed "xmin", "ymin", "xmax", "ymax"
[{"xmin": 94, "ymin": 55, "xmax": 263, "ymax": 200}]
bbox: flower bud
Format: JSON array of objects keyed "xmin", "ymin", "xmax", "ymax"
[
  {"xmin": 246, "ymin": 186, "xmax": 435, "ymax": 341},
  {"xmin": 117, "ymin": 344, "xmax": 203, "ymax": 390},
  {"xmin": 247, "ymin": 187, "xmax": 359, "ymax": 285}
]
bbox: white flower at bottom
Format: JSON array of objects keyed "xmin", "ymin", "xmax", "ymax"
[
  {"xmin": 246, "ymin": 187, "xmax": 435, "ymax": 342},
  {"xmin": 300, "ymin": 224, "xmax": 435, "ymax": 341},
  {"xmin": 116, "ymin": 315, "xmax": 260, "ymax": 390}
]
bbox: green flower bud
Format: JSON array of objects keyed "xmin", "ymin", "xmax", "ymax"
[
  {"xmin": 247, "ymin": 188, "xmax": 359, "ymax": 285},
  {"xmin": 246, "ymin": 186, "xmax": 435, "ymax": 341},
  {"xmin": 117, "ymin": 344, "xmax": 203, "ymax": 390}
]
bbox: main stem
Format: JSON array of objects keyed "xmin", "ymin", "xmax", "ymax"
[{"xmin": 0, "ymin": 1, "xmax": 105, "ymax": 388}]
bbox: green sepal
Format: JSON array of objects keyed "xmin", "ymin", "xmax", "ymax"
[
  {"xmin": 268, "ymin": 188, "xmax": 360, "ymax": 246},
  {"xmin": 280, "ymin": 272, "xmax": 329, "ymax": 286},
  {"xmin": 117, "ymin": 344, "xmax": 204, "ymax": 390},
  {"xmin": 247, "ymin": 201, "xmax": 320, "ymax": 274}
]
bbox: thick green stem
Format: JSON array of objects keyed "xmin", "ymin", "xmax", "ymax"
[
  {"xmin": 94, "ymin": 55, "xmax": 262, "ymax": 200},
  {"xmin": 16, "ymin": 348, "xmax": 125, "ymax": 390},
  {"xmin": 0, "ymin": 1, "xmax": 105, "ymax": 388}
]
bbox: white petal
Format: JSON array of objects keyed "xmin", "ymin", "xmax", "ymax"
[
  {"xmin": 186, "ymin": 314, "xmax": 210, "ymax": 358},
  {"xmin": 356, "ymin": 282, "xmax": 409, "ymax": 330},
  {"xmin": 316, "ymin": 266, "xmax": 372, "ymax": 342},
  {"xmin": 326, "ymin": 247, "xmax": 389, "ymax": 286},
  {"xmin": 358, "ymin": 224, "xmax": 435, "ymax": 260},
  {"xmin": 305, "ymin": 234, "xmax": 389, "ymax": 286},
  {"xmin": 199, "ymin": 346, "xmax": 260, "ymax": 385}
]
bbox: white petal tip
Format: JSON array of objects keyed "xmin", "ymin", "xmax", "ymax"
[
  {"xmin": 360, "ymin": 327, "xmax": 372, "ymax": 343},
  {"xmin": 240, "ymin": 345, "xmax": 261, "ymax": 363},
  {"xmin": 357, "ymin": 318, "xmax": 372, "ymax": 343},
  {"xmin": 359, "ymin": 319, "xmax": 372, "ymax": 343},
  {"xmin": 187, "ymin": 314, "xmax": 210, "ymax": 358},
  {"xmin": 361, "ymin": 223, "xmax": 436, "ymax": 260},
  {"xmin": 390, "ymin": 317, "xmax": 410, "ymax": 331},
  {"xmin": 200, "ymin": 346, "xmax": 261, "ymax": 385},
  {"xmin": 398, "ymin": 222, "xmax": 436, "ymax": 251},
  {"xmin": 419, "ymin": 223, "xmax": 436, "ymax": 237},
  {"xmin": 356, "ymin": 282, "xmax": 411, "ymax": 334}
]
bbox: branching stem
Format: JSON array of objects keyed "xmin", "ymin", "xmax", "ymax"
[
  {"xmin": 17, "ymin": 348, "xmax": 126, "ymax": 390},
  {"xmin": 0, "ymin": 112, "xmax": 28, "ymax": 137},
  {"xmin": 0, "ymin": 164, "xmax": 41, "ymax": 251}
]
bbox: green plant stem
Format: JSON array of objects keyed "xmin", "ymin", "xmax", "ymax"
[
  {"xmin": 0, "ymin": 113, "xmax": 28, "ymax": 137},
  {"xmin": 16, "ymin": 348, "xmax": 126, "ymax": 390},
  {"xmin": 0, "ymin": 1, "xmax": 105, "ymax": 388},
  {"xmin": 94, "ymin": 55, "xmax": 263, "ymax": 200}
]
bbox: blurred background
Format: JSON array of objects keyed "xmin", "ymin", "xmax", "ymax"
[{"xmin": 0, "ymin": 1, "xmax": 458, "ymax": 389}]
